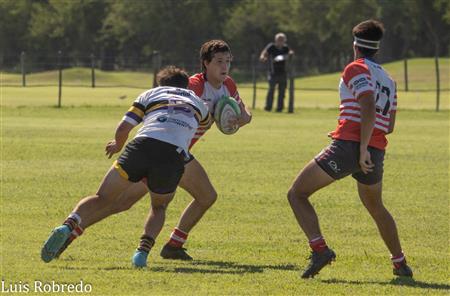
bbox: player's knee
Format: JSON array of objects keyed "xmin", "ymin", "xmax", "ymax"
[
  {"xmin": 287, "ymin": 189, "xmax": 297, "ymax": 203},
  {"xmin": 287, "ymin": 188, "xmax": 310, "ymax": 203},
  {"xmin": 197, "ymin": 190, "xmax": 217, "ymax": 208},
  {"xmin": 94, "ymin": 193, "xmax": 111, "ymax": 206},
  {"xmin": 111, "ymin": 201, "xmax": 133, "ymax": 214},
  {"xmin": 152, "ymin": 203, "xmax": 168, "ymax": 212},
  {"xmin": 363, "ymin": 200, "xmax": 385, "ymax": 216}
]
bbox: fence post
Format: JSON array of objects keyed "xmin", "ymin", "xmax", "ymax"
[
  {"xmin": 251, "ymin": 53, "xmax": 257, "ymax": 109},
  {"xmin": 288, "ymin": 55, "xmax": 295, "ymax": 113},
  {"xmin": 404, "ymin": 59, "xmax": 408, "ymax": 92},
  {"xmin": 152, "ymin": 51, "xmax": 161, "ymax": 87},
  {"xmin": 21, "ymin": 51, "xmax": 26, "ymax": 87},
  {"xmin": 91, "ymin": 53, "xmax": 95, "ymax": 88},
  {"xmin": 435, "ymin": 56, "xmax": 440, "ymax": 112},
  {"xmin": 58, "ymin": 50, "xmax": 62, "ymax": 108}
]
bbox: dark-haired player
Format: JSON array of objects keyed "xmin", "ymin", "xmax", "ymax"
[
  {"xmin": 130, "ymin": 39, "xmax": 252, "ymax": 266},
  {"xmin": 52, "ymin": 40, "xmax": 252, "ymax": 267},
  {"xmin": 41, "ymin": 66, "xmax": 211, "ymax": 263},
  {"xmin": 287, "ymin": 20, "xmax": 413, "ymax": 278}
]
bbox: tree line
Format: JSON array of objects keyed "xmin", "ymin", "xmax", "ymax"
[{"xmin": 1, "ymin": 0, "xmax": 449, "ymax": 75}]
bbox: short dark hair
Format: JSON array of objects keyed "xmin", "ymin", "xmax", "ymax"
[
  {"xmin": 352, "ymin": 20, "xmax": 385, "ymax": 58},
  {"xmin": 199, "ymin": 39, "xmax": 232, "ymax": 71},
  {"xmin": 156, "ymin": 66, "xmax": 189, "ymax": 88}
]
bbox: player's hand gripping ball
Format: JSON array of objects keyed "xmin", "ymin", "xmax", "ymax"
[{"xmin": 214, "ymin": 96, "xmax": 241, "ymax": 135}]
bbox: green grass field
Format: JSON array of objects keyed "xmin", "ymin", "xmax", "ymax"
[{"xmin": 1, "ymin": 63, "xmax": 449, "ymax": 295}]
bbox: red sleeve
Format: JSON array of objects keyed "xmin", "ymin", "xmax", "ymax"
[
  {"xmin": 223, "ymin": 76, "xmax": 242, "ymax": 103},
  {"xmin": 342, "ymin": 61, "xmax": 370, "ymax": 86},
  {"xmin": 342, "ymin": 61, "xmax": 374, "ymax": 99},
  {"xmin": 188, "ymin": 73, "xmax": 205, "ymax": 97}
]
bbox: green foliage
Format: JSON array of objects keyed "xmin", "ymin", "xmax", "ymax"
[
  {"xmin": 0, "ymin": 0, "xmax": 33, "ymax": 61},
  {"xmin": 1, "ymin": 0, "xmax": 449, "ymax": 74}
]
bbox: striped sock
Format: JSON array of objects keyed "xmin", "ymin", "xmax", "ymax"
[
  {"xmin": 63, "ymin": 213, "xmax": 81, "ymax": 231},
  {"xmin": 167, "ymin": 228, "xmax": 188, "ymax": 248},
  {"xmin": 69, "ymin": 225, "xmax": 84, "ymax": 241},
  {"xmin": 63, "ymin": 225, "xmax": 84, "ymax": 248},
  {"xmin": 391, "ymin": 252, "xmax": 406, "ymax": 269},
  {"xmin": 137, "ymin": 235, "xmax": 155, "ymax": 254},
  {"xmin": 309, "ymin": 236, "xmax": 328, "ymax": 253}
]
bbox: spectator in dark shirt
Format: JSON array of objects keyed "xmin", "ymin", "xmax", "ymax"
[{"xmin": 260, "ymin": 33, "xmax": 294, "ymax": 112}]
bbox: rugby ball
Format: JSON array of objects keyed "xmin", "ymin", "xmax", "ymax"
[{"xmin": 214, "ymin": 96, "xmax": 241, "ymax": 135}]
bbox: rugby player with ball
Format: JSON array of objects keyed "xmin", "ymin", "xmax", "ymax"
[
  {"xmin": 50, "ymin": 40, "xmax": 252, "ymax": 267},
  {"xmin": 131, "ymin": 40, "xmax": 252, "ymax": 267}
]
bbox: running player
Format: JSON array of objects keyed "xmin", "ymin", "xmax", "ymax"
[
  {"xmin": 41, "ymin": 66, "xmax": 211, "ymax": 263},
  {"xmin": 131, "ymin": 39, "xmax": 252, "ymax": 266},
  {"xmin": 287, "ymin": 20, "xmax": 413, "ymax": 278},
  {"xmin": 53, "ymin": 40, "xmax": 252, "ymax": 267}
]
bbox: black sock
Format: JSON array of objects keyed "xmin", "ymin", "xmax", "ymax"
[{"xmin": 137, "ymin": 235, "xmax": 155, "ymax": 254}]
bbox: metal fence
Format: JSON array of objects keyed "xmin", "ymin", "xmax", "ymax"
[{"xmin": 2, "ymin": 52, "xmax": 448, "ymax": 111}]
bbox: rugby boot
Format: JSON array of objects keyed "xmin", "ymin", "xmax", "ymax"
[
  {"xmin": 41, "ymin": 225, "xmax": 71, "ymax": 263},
  {"xmin": 160, "ymin": 243, "xmax": 193, "ymax": 260},
  {"xmin": 301, "ymin": 248, "xmax": 336, "ymax": 278},
  {"xmin": 132, "ymin": 249, "xmax": 149, "ymax": 268},
  {"xmin": 393, "ymin": 261, "xmax": 413, "ymax": 278},
  {"xmin": 54, "ymin": 235, "xmax": 75, "ymax": 258}
]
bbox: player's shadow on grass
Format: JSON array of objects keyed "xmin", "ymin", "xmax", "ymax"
[
  {"xmin": 149, "ymin": 260, "xmax": 298, "ymax": 275},
  {"xmin": 56, "ymin": 265, "xmax": 135, "ymax": 271},
  {"xmin": 321, "ymin": 278, "xmax": 450, "ymax": 291}
]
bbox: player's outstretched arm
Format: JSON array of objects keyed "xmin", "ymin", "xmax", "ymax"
[{"xmin": 105, "ymin": 120, "xmax": 134, "ymax": 159}]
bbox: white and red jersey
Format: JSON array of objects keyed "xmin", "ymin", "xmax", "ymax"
[
  {"xmin": 331, "ymin": 58, "xmax": 397, "ymax": 150},
  {"xmin": 188, "ymin": 73, "xmax": 242, "ymax": 147}
]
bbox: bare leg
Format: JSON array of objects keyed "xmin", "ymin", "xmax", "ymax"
[
  {"xmin": 357, "ymin": 181, "xmax": 402, "ymax": 256},
  {"xmin": 287, "ymin": 160, "xmax": 335, "ymax": 240},
  {"xmin": 176, "ymin": 159, "xmax": 217, "ymax": 233},
  {"xmin": 73, "ymin": 167, "xmax": 133, "ymax": 226},
  {"xmin": 80, "ymin": 181, "xmax": 149, "ymax": 229},
  {"xmin": 41, "ymin": 166, "xmax": 133, "ymax": 262},
  {"xmin": 143, "ymin": 191, "xmax": 175, "ymax": 239}
]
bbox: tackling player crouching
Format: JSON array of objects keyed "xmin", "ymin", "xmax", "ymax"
[{"xmin": 41, "ymin": 66, "xmax": 210, "ymax": 263}]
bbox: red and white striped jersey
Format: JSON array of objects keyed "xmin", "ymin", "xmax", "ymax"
[
  {"xmin": 188, "ymin": 73, "xmax": 242, "ymax": 148},
  {"xmin": 331, "ymin": 58, "xmax": 397, "ymax": 150}
]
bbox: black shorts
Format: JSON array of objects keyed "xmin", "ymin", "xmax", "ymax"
[
  {"xmin": 115, "ymin": 137, "xmax": 185, "ymax": 194},
  {"xmin": 314, "ymin": 139, "xmax": 385, "ymax": 185}
]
